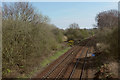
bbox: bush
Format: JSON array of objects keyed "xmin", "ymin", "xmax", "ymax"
[
  {"xmin": 3, "ymin": 18, "xmax": 64, "ymax": 77},
  {"xmin": 2, "ymin": 2, "xmax": 64, "ymax": 77},
  {"xmin": 96, "ymin": 27, "xmax": 118, "ymax": 60},
  {"xmin": 95, "ymin": 9, "xmax": 118, "ymax": 61},
  {"xmin": 65, "ymin": 28, "xmax": 93, "ymax": 41}
]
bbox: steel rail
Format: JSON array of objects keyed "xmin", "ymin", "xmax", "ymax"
[
  {"xmin": 80, "ymin": 38, "xmax": 93, "ymax": 80},
  {"xmin": 79, "ymin": 47, "xmax": 90, "ymax": 80},
  {"xmin": 68, "ymin": 47, "xmax": 87, "ymax": 80},
  {"xmin": 68, "ymin": 39, "xmax": 91, "ymax": 80},
  {"xmin": 54, "ymin": 46, "xmax": 82, "ymax": 80},
  {"xmin": 42, "ymin": 46, "xmax": 79, "ymax": 80}
]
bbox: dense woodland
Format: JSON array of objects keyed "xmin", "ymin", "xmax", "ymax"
[{"xmin": 2, "ymin": 2, "xmax": 119, "ymax": 78}]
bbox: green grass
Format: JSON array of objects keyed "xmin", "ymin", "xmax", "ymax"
[
  {"xmin": 40, "ymin": 47, "xmax": 70, "ymax": 67},
  {"xmin": 20, "ymin": 47, "xmax": 71, "ymax": 78},
  {"xmin": 25, "ymin": 47, "xmax": 70, "ymax": 78}
]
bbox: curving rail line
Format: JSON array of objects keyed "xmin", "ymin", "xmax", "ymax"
[
  {"xmin": 41, "ymin": 46, "xmax": 82, "ymax": 80},
  {"xmin": 32, "ymin": 37, "xmax": 95, "ymax": 80}
]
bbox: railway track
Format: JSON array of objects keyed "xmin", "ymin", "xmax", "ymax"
[
  {"xmin": 42, "ymin": 46, "xmax": 81, "ymax": 79},
  {"xmin": 33, "ymin": 37, "xmax": 95, "ymax": 80},
  {"xmin": 63, "ymin": 38, "xmax": 93, "ymax": 79},
  {"xmin": 68, "ymin": 47, "xmax": 89, "ymax": 80}
]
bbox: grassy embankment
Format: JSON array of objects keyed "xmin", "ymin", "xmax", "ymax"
[
  {"xmin": 25, "ymin": 47, "xmax": 70, "ymax": 78},
  {"xmin": 41, "ymin": 47, "xmax": 70, "ymax": 67},
  {"xmin": 2, "ymin": 2, "xmax": 68, "ymax": 78}
]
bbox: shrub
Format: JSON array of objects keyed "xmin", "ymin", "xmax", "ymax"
[
  {"xmin": 2, "ymin": 2, "xmax": 64, "ymax": 77},
  {"xmin": 96, "ymin": 27, "xmax": 118, "ymax": 60},
  {"xmin": 65, "ymin": 27, "xmax": 92, "ymax": 41}
]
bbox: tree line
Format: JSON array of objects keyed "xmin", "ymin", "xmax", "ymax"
[
  {"xmin": 95, "ymin": 9, "xmax": 118, "ymax": 62},
  {"xmin": 2, "ymin": 2, "xmax": 119, "ymax": 78},
  {"xmin": 2, "ymin": 2, "xmax": 64, "ymax": 78}
]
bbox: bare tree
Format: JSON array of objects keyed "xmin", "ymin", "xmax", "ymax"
[
  {"xmin": 69, "ymin": 23, "xmax": 80, "ymax": 29},
  {"xmin": 2, "ymin": 2, "xmax": 35, "ymax": 21},
  {"xmin": 33, "ymin": 14, "xmax": 50, "ymax": 24},
  {"xmin": 2, "ymin": 2, "xmax": 50, "ymax": 24},
  {"xmin": 95, "ymin": 10, "xmax": 118, "ymax": 29}
]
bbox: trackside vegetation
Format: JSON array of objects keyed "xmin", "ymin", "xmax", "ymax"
[
  {"xmin": 2, "ymin": 2, "xmax": 95, "ymax": 78},
  {"xmin": 65, "ymin": 23, "xmax": 94, "ymax": 41},
  {"xmin": 95, "ymin": 10, "xmax": 118, "ymax": 61},
  {"xmin": 2, "ymin": 2, "xmax": 119, "ymax": 79},
  {"xmin": 93, "ymin": 9, "xmax": 119, "ymax": 79},
  {"xmin": 2, "ymin": 2, "xmax": 66, "ymax": 78}
]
